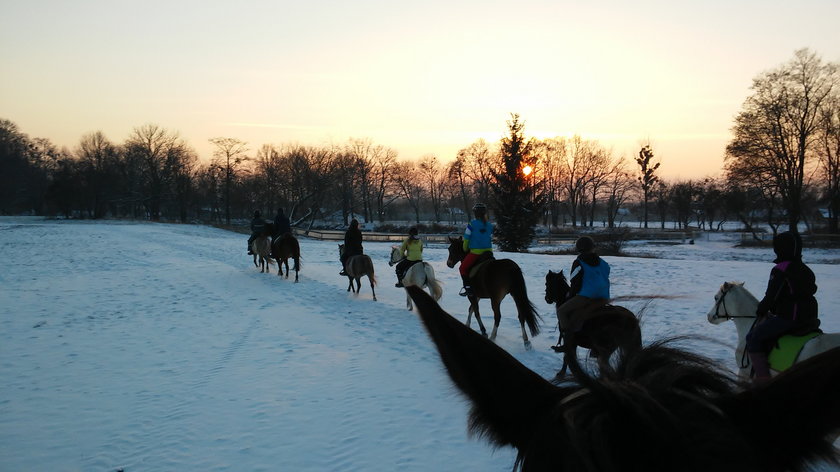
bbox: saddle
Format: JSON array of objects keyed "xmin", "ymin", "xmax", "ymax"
[
  {"xmin": 467, "ymin": 253, "xmax": 495, "ymax": 279},
  {"xmin": 768, "ymin": 330, "xmax": 822, "ymax": 372},
  {"xmin": 566, "ymin": 300, "xmax": 613, "ymax": 331}
]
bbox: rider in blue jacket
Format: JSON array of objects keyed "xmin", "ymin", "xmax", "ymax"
[{"xmin": 553, "ymin": 236, "xmax": 610, "ymax": 349}]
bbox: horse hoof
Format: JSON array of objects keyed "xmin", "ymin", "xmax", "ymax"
[{"xmin": 524, "ymin": 341, "xmax": 532, "ymax": 351}]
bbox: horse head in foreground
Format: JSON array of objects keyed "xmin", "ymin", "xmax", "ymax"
[
  {"xmin": 445, "ymin": 236, "xmax": 541, "ymax": 349},
  {"xmin": 407, "ymin": 285, "xmax": 840, "ymax": 472},
  {"xmin": 388, "ymin": 245, "xmax": 442, "ymax": 310},
  {"xmin": 707, "ymin": 281, "xmax": 840, "ymax": 380},
  {"xmin": 545, "ymin": 270, "xmax": 642, "ymax": 377}
]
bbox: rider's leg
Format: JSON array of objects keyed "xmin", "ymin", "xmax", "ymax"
[
  {"xmin": 553, "ymin": 296, "xmax": 591, "ymax": 349},
  {"xmin": 459, "ymin": 253, "xmax": 478, "ymax": 296}
]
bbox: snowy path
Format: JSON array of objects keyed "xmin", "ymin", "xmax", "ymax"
[{"xmin": 1, "ymin": 219, "xmax": 838, "ymax": 471}]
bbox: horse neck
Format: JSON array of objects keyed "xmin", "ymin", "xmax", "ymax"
[{"xmin": 728, "ymin": 287, "xmax": 759, "ymax": 348}]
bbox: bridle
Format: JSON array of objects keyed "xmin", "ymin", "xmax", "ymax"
[
  {"xmin": 710, "ymin": 286, "xmax": 757, "ymax": 321},
  {"xmin": 710, "ymin": 285, "xmax": 758, "ymax": 370}
]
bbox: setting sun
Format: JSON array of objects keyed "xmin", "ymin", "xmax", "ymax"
[{"xmin": 522, "ymin": 165, "xmax": 533, "ymax": 177}]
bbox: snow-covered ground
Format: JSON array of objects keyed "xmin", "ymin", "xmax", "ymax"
[{"xmin": 1, "ymin": 217, "xmax": 838, "ymax": 471}]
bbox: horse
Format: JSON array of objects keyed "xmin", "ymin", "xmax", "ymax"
[
  {"xmin": 271, "ymin": 233, "xmax": 301, "ymax": 282},
  {"xmin": 545, "ymin": 270, "xmax": 642, "ymax": 377},
  {"xmin": 388, "ymin": 245, "xmax": 443, "ymax": 310},
  {"xmin": 251, "ymin": 235, "xmax": 274, "ymax": 273},
  {"xmin": 339, "ymin": 244, "xmax": 377, "ymax": 301},
  {"xmin": 707, "ymin": 281, "xmax": 840, "ymax": 380},
  {"xmin": 405, "ymin": 285, "xmax": 840, "ymax": 472},
  {"xmin": 445, "ymin": 237, "xmax": 541, "ymax": 349}
]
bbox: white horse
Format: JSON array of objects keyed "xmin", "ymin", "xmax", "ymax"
[
  {"xmin": 707, "ymin": 281, "xmax": 840, "ymax": 380},
  {"xmin": 251, "ymin": 236, "xmax": 274, "ymax": 273},
  {"xmin": 388, "ymin": 246, "xmax": 443, "ymax": 310}
]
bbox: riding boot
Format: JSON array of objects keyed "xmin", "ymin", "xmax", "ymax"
[
  {"xmin": 459, "ymin": 274, "xmax": 472, "ymax": 297},
  {"xmin": 748, "ymin": 351, "xmax": 772, "ymax": 384}
]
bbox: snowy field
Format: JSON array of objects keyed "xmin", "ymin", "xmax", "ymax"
[{"xmin": 1, "ymin": 217, "xmax": 839, "ymax": 471}]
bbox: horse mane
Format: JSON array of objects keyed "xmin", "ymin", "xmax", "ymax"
[{"xmin": 406, "ymin": 286, "xmax": 840, "ymax": 472}]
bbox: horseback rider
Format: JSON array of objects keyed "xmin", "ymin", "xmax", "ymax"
[
  {"xmin": 394, "ymin": 226, "xmax": 423, "ymax": 287},
  {"xmin": 553, "ymin": 236, "xmax": 610, "ymax": 350},
  {"xmin": 340, "ymin": 218, "xmax": 364, "ymax": 276},
  {"xmin": 746, "ymin": 231, "xmax": 820, "ymax": 383},
  {"xmin": 247, "ymin": 210, "xmax": 267, "ymax": 254},
  {"xmin": 272, "ymin": 207, "xmax": 292, "ymax": 242},
  {"xmin": 459, "ymin": 202, "xmax": 493, "ymax": 297}
]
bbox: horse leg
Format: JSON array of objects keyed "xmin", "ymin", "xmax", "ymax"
[
  {"xmin": 470, "ymin": 300, "xmax": 488, "ymax": 337},
  {"xmin": 369, "ymin": 275, "xmax": 377, "ymax": 301},
  {"xmin": 406, "ymin": 289, "xmax": 412, "ymax": 310},
  {"xmin": 489, "ymin": 299, "xmax": 502, "ymax": 341},
  {"xmin": 347, "ymin": 277, "xmax": 353, "ymax": 293}
]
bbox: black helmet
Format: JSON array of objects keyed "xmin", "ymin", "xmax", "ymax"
[
  {"xmin": 575, "ymin": 236, "xmax": 595, "ymax": 253},
  {"xmin": 472, "ymin": 202, "xmax": 487, "ymax": 214},
  {"xmin": 408, "ymin": 226, "xmax": 418, "ymax": 236},
  {"xmin": 773, "ymin": 231, "xmax": 802, "ymax": 263},
  {"xmin": 253, "ymin": 210, "xmax": 261, "ymax": 218}
]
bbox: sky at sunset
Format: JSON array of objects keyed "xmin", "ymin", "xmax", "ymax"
[{"xmin": 2, "ymin": 0, "xmax": 839, "ymax": 179}]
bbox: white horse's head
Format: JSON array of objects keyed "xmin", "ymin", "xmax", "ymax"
[
  {"xmin": 706, "ymin": 281, "xmax": 758, "ymax": 325},
  {"xmin": 388, "ymin": 245, "xmax": 402, "ymax": 266}
]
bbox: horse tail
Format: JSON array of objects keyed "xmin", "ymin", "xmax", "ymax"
[
  {"xmin": 509, "ymin": 264, "xmax": 542, "ymax": 337},
  {"xmin": 424, "ymin": 264, "xmax": 443, "ymax": 301},
  {"xmin": 293, "ymin": 239, "xmax": 301, "ymax": 271}
]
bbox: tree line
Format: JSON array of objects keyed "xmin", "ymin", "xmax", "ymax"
[{"xmin": 2, "ymin": 49, "xmax": 838, "ymax": 245}]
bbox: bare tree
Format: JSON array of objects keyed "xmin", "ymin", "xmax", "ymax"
[
  {"xmin": 393, "ymin": 160, "xmax": 425, "ymax": 223},
  {"xmin": 726, "ymin": 48, "xmax": 838, "ymax": 232},
  {"xmin": 635, "ymin": 143, "xmax": 661, "ymax": 229},
  {"xmin": 418, "ymin": 154, "xmax": 446, "ymax": 222},
  {"xmin": 209, "ymin": 137, "xmax": 249, "ymax": 225},
  {"xmin": 816, "ymin": 92, "xmax": 840, "ymax": 232}
]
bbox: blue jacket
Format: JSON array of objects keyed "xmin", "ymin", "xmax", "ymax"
[
  {"xmin": 464, "ymin": 219, "xmax": 493, "ymax": 253},
  {"xmin": 569, "ymin": 254, "xmax": 610, "ymax": 299}
]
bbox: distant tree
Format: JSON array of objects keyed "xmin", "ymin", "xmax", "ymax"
[
  {"xmin": 490, "ymin": 114, "xmax": 544, "ymax": 252},
  {"xmin": 697, "ymin": 177, "xmax": 726, "ymax": 230},
  {"xmin": 604, "ymin": 158, "xmax": 633, "ymax": 228},
  {"xmin": 654, "ymin": 181, "xmax": 669, "ymax": 229},
  {"xmin": 209, "ymin": 137, "xmax": 249, "ymax": 225},
  {"xmin": 635, "ymin": 143, "xmax": 660, "ymax": 229},
  {"xmin": 726, "ymin": 48, "xmax": 839, "ymax": 233},
  {"xmin": 419, "ymin": 154, "xmax": 446, "ymax": 222},
  {"xmin": 670, "ymin": 180, "xmax": 696, "ymax": 229},
  {"xmin": 0, "ymin": 119, "xmax": 38, "ymax": 213},
  {"xmin": 816, "ymin": 92, "xmax": 840, "ymax": 232},
  {"xmin": 393, "ymin": 160, "xmax": 425, "ymax": 224},
  {"xmin": 76, "ymin": 131, "xmax": 120, "ymax": 218}
]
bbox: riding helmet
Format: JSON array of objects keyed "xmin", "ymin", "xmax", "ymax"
[
  {"xmin": 472, "ymin": 202, "xmax": 487, "ymax": 216},
  {"xmin": 409, "ymin": 227, "xmax": 418, "ymax": 236},
  {"xmin": 254, "ymin": 210, "xmax": 261, "ymax": 218},
  {"xmin": 575, "ymin": 236, "xmax": 595, "ymax": 253},
  {"xmin": 773, "ymin": 231, "xmax": 802, "ymax": 263}
]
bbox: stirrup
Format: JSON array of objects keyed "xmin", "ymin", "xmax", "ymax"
[{"xmin": 459, "ymin": 286, "xmax": 472, "ymax": 297}]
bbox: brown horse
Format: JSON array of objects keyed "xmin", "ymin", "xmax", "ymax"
[
  {"xmin": 339, "ymin": 244, "xmax": 377, "ymax": 301},
  {"xmin": 446, "ymin": 236, "xmax": 540, "ymax": 349},
  {"xmin": 271, "ymin": 233, "xmax": 301, "ymax": 282},
  {"xmin": 406, "ymin": 285, "xmax": 840, "ymax": 472},
  {"xmin": 251, "ymin": 235, "xmax": 274, "ymax": 273},
  {"xmin": 545, "ymin": 269, "xmax": 642, "ymax": 377}
]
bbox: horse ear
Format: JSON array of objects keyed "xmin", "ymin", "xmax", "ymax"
[
  {"xmin": 406, "ymin": 286, "xmax": 562, "ymax": 448},
  {"xmin": 723, "ymin": 347, "xmax": 840, "ymax": 467}
]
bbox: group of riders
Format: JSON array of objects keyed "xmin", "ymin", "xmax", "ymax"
[
  {"xmin": 247, "ymin": 208, "xmax": 292, "ymax": 253},
  {"xmin": 250, "ymin": 203, "xmax": 822, "ymax": 384}
]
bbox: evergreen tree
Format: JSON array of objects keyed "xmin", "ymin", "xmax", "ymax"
[{"xmin": 490, "ymin": 114, "xmax": 545, "ymax": 252}]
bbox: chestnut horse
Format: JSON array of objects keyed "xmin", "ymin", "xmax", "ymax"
[
  {"xmin": 545, "ymin": 269, "xmax": 642, "ymax": 377},
  {"xmin": 446, "ymin": 237, "xmax": 541, "ymax": 349},
  {"xmin": 271, "ymin": 233, "xmax": 301, "ymax": 282}
]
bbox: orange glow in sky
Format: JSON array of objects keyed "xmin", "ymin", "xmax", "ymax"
[{"xmin": 1, "ymin": 0, "xmax": 838, "ymax": 180}]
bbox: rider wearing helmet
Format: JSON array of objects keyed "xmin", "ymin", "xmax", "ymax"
[
  {"xmin": 746, "ymin": 231, "xmax": 819, "ymax": 383},
  {"xmin": 394, "ymin": 226, "xmax": 423, "ymax": 287},
  {"xmin": 247, "ymin": 210, "xmax": 267, "ymax": 254},
  {"xmin": 459, "ymin": 203, "xmax": 493, "ymax": 296},
  {"xmin": 340, "ymin": 218, "xmax": 364, "ymax": 276},
  {"xmin": 553, "ymin": 236, "xmax": 611, "ymax": 350}
]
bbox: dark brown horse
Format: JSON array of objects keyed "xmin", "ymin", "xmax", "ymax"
[
  {"xmin": 545, "ymin": 269, "xmax": 642, "ymax": 377},
  {"xmin": 446, "ymin": 236, "xmax": 540, "ymax": 349},
  {"xmin": 406, "ymin": 285, "xmax": 840, "ymax": 472},
  {"xmin": 271, "ymin": 233, "xmax": 301, "ymax": 282},
  {"xmin": 339, "ymin": 244, "xmax": 377, "ymax": 301}
]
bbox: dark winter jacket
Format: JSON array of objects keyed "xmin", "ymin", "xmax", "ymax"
[
  {"xmin": 756, "ymin": 231, "xmax": 819, "ymax": 327},
  {"xmin": 250, "ymin": 216, "xmax": 267, "ymax": 235},
  {"xmin": 344, "ymin": 227, "xmax": 363, "ymax": 258},
  {"xmin": 273, "ymin": 212, "xmax": 291, "ymax": 237},
  {"xmin": 569, "ymin": 253, "xmax": 610, "ymax": 299}
]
